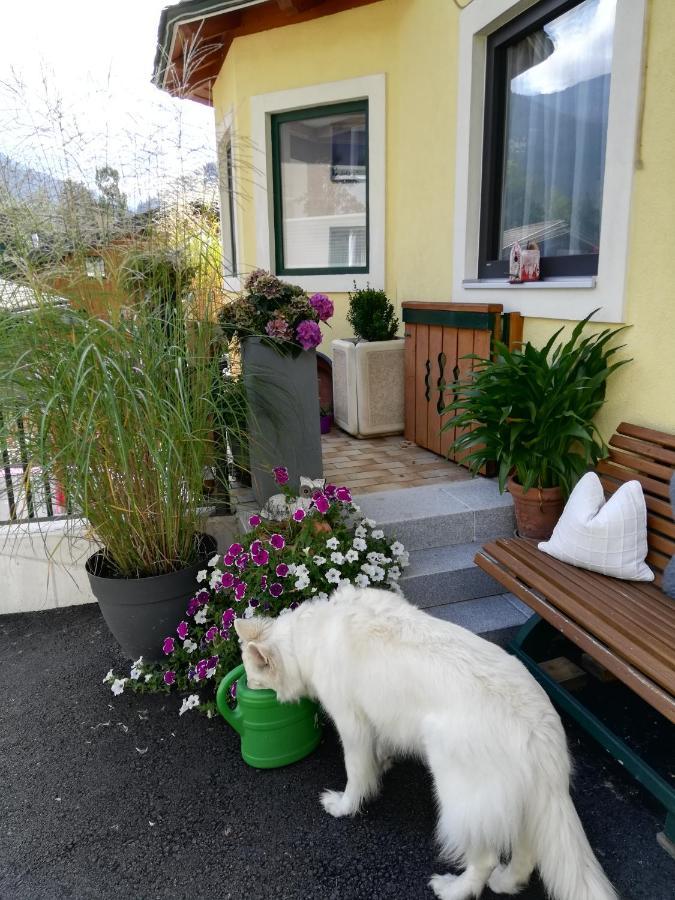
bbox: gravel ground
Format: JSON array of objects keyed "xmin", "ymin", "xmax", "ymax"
[{"xmin": 1, "ymin": 605, "xmax": 674, "ymax": 900}]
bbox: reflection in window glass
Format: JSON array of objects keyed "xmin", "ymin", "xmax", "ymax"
[
  {"xmin": 499, "ymin": 0, "xmax": 616, "ymax": 260},
  {"xmin": 275, "ymin": 103, "xmax": 368, "ymax": 272}
]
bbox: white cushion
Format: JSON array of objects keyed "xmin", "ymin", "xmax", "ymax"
[{"xmin": 538, "ymin": 472, "xmax": 654, "ymax": 581}]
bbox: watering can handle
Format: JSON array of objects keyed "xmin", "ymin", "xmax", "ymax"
[{"xmin": 216, "ymin": 664, "xmax": 245, "ymax": 735}]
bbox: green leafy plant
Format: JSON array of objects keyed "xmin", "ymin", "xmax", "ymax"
[
  {"xmin": 0, "ymin": 268, "xmax": 235, "ymax": 578},
  {"xmin": 347, "ymin": 284, "xmax": 399, "ymax": 342},
  {"xmin": 442, "ymin": 312, "xmax": 630, "ymax": 496}
]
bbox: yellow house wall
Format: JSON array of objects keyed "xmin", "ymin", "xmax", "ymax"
[{"xmin": 212, "ymin": 0, "xmax": 675, "ymax": 439}]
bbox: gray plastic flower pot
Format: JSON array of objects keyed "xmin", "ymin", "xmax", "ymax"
[
  {"xmin": 86, "ymin": 533, "xmax": 217, "ymax": 661},
  {"xmin": 242, "ymin": 337, "xmax": 323, "ymax": 504}
]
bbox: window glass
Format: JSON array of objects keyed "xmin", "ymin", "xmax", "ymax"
[
  {"xmin": 274, "ymin": 102, "xmax": 368, "ymax": 273},
  {"xmin": 218, "ymin": 134, "xmax": 237, "ymax": 276},
  {"xmin": 483, "ymin": 0, "xmax": 616, "ymax": 276}
]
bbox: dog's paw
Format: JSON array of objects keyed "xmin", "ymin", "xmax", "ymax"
[
  {"xmin": 487, "ymin": 865, "xmax": 524, "ymax": 895},
  {"xmin": 320, "ymin": 789, "xmax": 356, "ymax": 818},
  {"xmin": 429, "ymin": 873, "xmax": 459, "ymax": 900}
]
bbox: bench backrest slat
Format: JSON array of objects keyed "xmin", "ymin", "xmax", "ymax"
[{"xmin": 595, "ymin": 422, "xmax": 675, "ymax": 576}]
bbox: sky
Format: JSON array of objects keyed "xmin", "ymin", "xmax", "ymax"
[{"xmin": 0, "ymin": 0, "xmax": 215, "ymax": 206}]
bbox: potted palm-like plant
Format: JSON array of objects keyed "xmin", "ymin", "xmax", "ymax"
[
  {"xmin": 442, "ymin": 313, "xmax": 629, "ymax": 539},
  {"xmin": 0, "ymin": 252, "xmax": 234, "ymax": 660}
]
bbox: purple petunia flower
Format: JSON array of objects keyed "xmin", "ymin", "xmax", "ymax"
[
  {"xmin": 162, "ymin": 637, "xmax": 175, "ymax": 655},
  {"xmin": 273, "ymin": 466, "xmax": 289, "ymax": 485},
  {"xmin": 250, "ymin": 540, "xmax": 263, "ymax": 556},
  {"xmin": 208, "ymin": 655, "xmax": 219, "ymax": 670},
  {"xmin": 253, "ymin": 549, "xmax": 269, "ymax": 566},
  {"xmin": 261, "ymin": 575, "xmax": 268, "ymax": 591},
  {"xmin": 177, "ymin": 621, "xmax": 189, "ymax": 640},
  {"xmin": 335, "ymin": 486, "xmax": 352, "ymax": 503},
  {"xmin": 222, "ymin": 554, "xmax": 235, "ymax": 567},
  {"xmin": 222, "ymin": 608, "xmax": 236, "ymax": 629},
  {"xmin": 292, "ymin": 508, "xmax": 306, "ymax": 522},
  {"xmin": 248, "ymin": 514, "xmax": 261, "ymax": 527},
  {"xmin": 313, "ymin": 493, "xmax": 330, "ymax": 515},
  {"xmin": 220, "ymin": 628, "xmax": 230, "ymax": 640},
  {"xmin": 235, "ymin": 552, "xmax": 250, "ymax": 570},
  {"xmin": 228, "ymin": 543, "xmax": 244, "ymax": 556},
  {"xmin": 205, "ymin": 626, "xmax": 219, "ymax": 643},
  {"xmin": 290, "ymin": 602, "xmax": 299, "ymax": 611},
  {"xmin": 221, "ymin": 572, "xmax": 235, "ymax": 589},
  {"xmin": 234, "ymin": 582, "xmax": 247, "ymax": 601},
  {"xmin": 324, "ymin": 483, "xmax": 337, "ymax": 498},
  {"xmin": 269, "ymin": 582, "xmax": 283, "ymax": 597},
  {"xmin": 275, "ymin": 563, "xmax": 289, "ymax": 578},
  {"xmin": 270, "ymin": 534, "xmax": 285, "ymax": 550},
  {"xmin": 309, "ymin": 293, "xmax": 334, "ymax": 322},
  {"xmin": 197, "ymin": 590, "xmax": 210, "ymax": 604},
  {"xmin": 163, "ymin": 671, "xmax": 176, "ymax": 686},
  {"xmin": 186, "ymin": 598, "xmax": 199, "ymax": 616},
  {"xmin": 296, "ymin": 319, "xmax": 322, "ymax": 351},
  {"xmin": 249, "ymin": 598, "xmax": 259, "ymax": 608},
  {"xmin": 188, "ymin": 666, "xmax": 196, "ymax": 680},
  {"xmin": 196, "ymin": 659, "xmax": 208, "ymax": 680}
]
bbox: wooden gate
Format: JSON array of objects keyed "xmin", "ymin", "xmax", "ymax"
[{"xmin": 402, "ymin": 302, "xmax": 523, "ymax": 465}]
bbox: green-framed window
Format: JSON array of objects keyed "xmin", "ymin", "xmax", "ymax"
[
  {"xmin": 218, "ymin": 133, "xmax": 237, "ymax": 276},
  {"xmin": 271, "ymin": 100, "xmax": 369, "ymax": 276}
]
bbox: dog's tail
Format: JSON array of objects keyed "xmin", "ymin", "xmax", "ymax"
[{"xmin": 530, "ymin": 786, "xmax": 618, "ymax": 900}]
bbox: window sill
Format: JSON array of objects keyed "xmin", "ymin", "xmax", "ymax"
[{"xmin": 462, "ymin": 277, "xmax": 596, "ymax": 290}]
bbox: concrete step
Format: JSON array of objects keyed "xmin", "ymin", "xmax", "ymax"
[
  {"xmin": 426, "ymin": 593, "xmax": 533, "ymax": 635},
  {"xmin": 355, "ymin": 479, "xmax": 514, "ymax": 551},
  {"xmin": 401, "ymin": 541, "xmax": 510, "ymax": 607}
]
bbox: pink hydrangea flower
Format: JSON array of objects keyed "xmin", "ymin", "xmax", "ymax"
[
  {"xmin": 309, "ymin": 293, "xmax": 334, "ymax": 322},
  {"xmin": 265, "ymin": 317, "xmax": 293, "ymax": 341},
  {"xmin": 296, "ymin": 319, "xmax": 322, "ymax": 351}
]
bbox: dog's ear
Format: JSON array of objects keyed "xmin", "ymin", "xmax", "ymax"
[
  {"xmin": 248, "ymin": 640, "xmax": 274, "ymax": 669},
  {"xmin": 234, "ymin": 618, "xmax": 266, "ymax": 642}
]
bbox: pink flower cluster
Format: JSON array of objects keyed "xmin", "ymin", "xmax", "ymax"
[
  {"xmin": 309, "ymin": 293, "xmax": 334, "ymax": 322},
  {"xmin": 296, "ymin": 319, "xmax": 322, "ymax": 351}
]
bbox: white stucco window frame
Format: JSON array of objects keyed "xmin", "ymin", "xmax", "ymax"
[
  {"xmin": 215, "ymin": 109, "xmax": 241, "ymax": 292},
  {"xmin": 251, "ymin": 74, "xmax": 386, "ymax": 292},
  {"xmin": 452, "ymin": 0, "xmax": 648, "ymax": 323}
]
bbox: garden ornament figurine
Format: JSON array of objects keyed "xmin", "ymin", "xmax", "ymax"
[{"xmin": 260, "ymin": 474, "xmax": 326, "ymax": 521}]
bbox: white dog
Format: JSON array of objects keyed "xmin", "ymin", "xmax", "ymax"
[{"xmin": 234, "ymin": 585, "xmax": 617, "ymax": 900}]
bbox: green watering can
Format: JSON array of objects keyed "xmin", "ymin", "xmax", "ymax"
[{"xmin": 216, "ymin": 664, "xmax": 322, "ymax": 769}]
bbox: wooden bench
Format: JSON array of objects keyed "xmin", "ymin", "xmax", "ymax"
[{"xmin": 475, "ymin": 422, "xmax": 675, "ymax": 852}]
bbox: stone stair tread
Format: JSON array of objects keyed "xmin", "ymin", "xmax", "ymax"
[
  {"xmin": 427, "ymin": 593, "xmax": 532, "ymax": 633},
  {"xmin": 402, "ymin": 542, "xmax": 485, "ymax": 576}
]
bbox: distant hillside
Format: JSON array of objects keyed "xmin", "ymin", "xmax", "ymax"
[{"xmin": 0, "ymin": 153, "xmax": 65, "ymax": 204}]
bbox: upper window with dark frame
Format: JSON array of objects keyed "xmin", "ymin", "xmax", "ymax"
[
  {"xmin": 479, "ymin": 0, "xmax": 617, "ymax": 279},
  {"xmin": 271, "ymin": 100, "xmax": 369, "ymax": 276}
]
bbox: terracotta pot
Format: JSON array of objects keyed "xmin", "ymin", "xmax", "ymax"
[{"xmin": 507, "ymin": 477, "xmax": 564, "ymax": 541}]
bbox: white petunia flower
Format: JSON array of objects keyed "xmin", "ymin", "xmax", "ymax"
[
  {"xmin": 103, "ymin": 669, "xmax": 114, "ymax": 684},
  {"xmin": 352, "ymin": 538, "xmax": 367, "ymax": 552},
  {"xmin": 370, "ymin": 565, "xmax": 386, "ymax": 582},
  {"xmin": 355, "ymin": 573, "xmax": 370, "ymax": 588},
  {"xmin": 387, "ymin": 565, "xmax": 401, "ymax": 582},
  {"xmin": 194, "ymin": 606, "xmax": 209, "ymax": 625},
  {"xmin": 209, "ymin": 569, "xmax": 223, "ymax": 590},
  {"xmin": 111, "ymin": 678, "xmax": 127, "ymax": 696},
  {"xmin": 208, "ymin": 554, "xmax": 220, "ymax": 567},
  {"xmin": 354, "ymin": 525, "xmax": 367, "ymax": 539},
  {"xmin": 244, "ymin": 605, "xmax": 255, "ymax": 619},
  {"xmin": 390, "ymin": 541, "xmax": 405, "ymax": 557},
  {"xmin": 130, "ymin": 660, "xmax": 143, "ymax": 681},
  {"xmin": 287, "ymin": 563, "xmax": 297, "ymax": 575},
  {"xmin": 330, "ymin": 551, "xmax": 345, "ymax": 565},
  {"xmin": 144, "ymin": 674, "xmax": 153, "ymax": 683},
  {"xmin": 345, "ymin": 549, "xmax": 359, "ymax": 563},
  {"xmin": 367, "ymin": 551, "xmax": 384, "ymax": 564},
  {"xmin": 371, "ymin": 529, "xmax": 385, "ymax": 540},
  {"xmin": 295, "ymin": 564, "xmax": 309, "ymax": 578},
  {"xmin": 183, "ymin": 639, "xmax": 197, "ymax": 653},
  {"xmin": 325, "ymin": 568, "xmax": 341, "ymax": 584},
  {"xmin": 303, "ymin": 547, "xmax": 311, "ymax": 556},
  {"xmin": 313, "ymin": 555, "xmax": 326, "ymax": 566},
  {"xmin": 361, "ymin": 518, "xmax": 376, "ymax": 529},
  {"xmin": 206, "ymin": 665, "xmax": 218, "ymax": 679},
  {"xmin": 178, "ymin": 694, "xmax": 200, "ymax": 716},
  {"xmin": 399, "ymin": 551, "xmax": 410, "ymax": 568},
  {"xmin": 196, "ymin": 569, "xmax": 207, "ymax": 583},
  {"xmin": 317, "ymin": 592, "xmax": 329, "ymax": 601},
  {"xmin": 295, "ymin": 575, "xmax": 310, "ymax": 590},
  {"xmin": 326, "ymin": 537, "xmax": 340, "ymax": 550}
]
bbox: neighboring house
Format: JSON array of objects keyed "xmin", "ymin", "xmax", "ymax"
[
  {"xmin": 153, "ymin": 0, "xmax": 673, "ymax": 436},
  {"xmin": 0, "ymin": 276, "xmax": 69, "ymax": 313}
]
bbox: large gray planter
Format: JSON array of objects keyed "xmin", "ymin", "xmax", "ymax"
[
  {"xmin": 86, "ymin": 533, "xmax": 217, "ymax": 661},
  {"xmin": 242, "ymin": 338, "xmax": 323, "ymax": 504}
]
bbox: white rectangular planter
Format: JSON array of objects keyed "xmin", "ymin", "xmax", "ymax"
[{"xmin": 332, "ymin": 338, "xmax": 405, "ymax": 437}]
